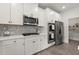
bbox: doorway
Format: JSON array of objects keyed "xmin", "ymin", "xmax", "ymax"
[{"xmin": 68, "ymin": 17, "xmax": 79, "ymax": 42}]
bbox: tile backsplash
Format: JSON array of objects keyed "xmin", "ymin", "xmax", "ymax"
[{"xmin": 0, "ymin": 24, "xmax": 38, "ymax": 36}]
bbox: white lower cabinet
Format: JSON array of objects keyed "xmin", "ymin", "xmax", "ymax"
[
  {"xmin": 25, "ymin": 37, "xmax": 35, "ymax": 55},
  {"xmin": 33, "ymin": 37, "xmax": 41, "ymax": 52},
  {"xmin": 15, "ymin": 38, "xmax": 24, "ymax": 55},
  {"xmin": 2, "ymin": 38, "xmax": 24, "ymax": 55},
  {"xmin": 2, "ymin": 40, "xmax": 17, "ymax": 55},
  {"xmin": 40, "ymin": 35, "xmax": 48, "ymax": 50},
  {"xmin": 25, "ymin": 36, "xmax": 41, "ymax": 55},
  {"xmin": 0, "ymin": 41, "xmax": 3, "ymax": 55},
  {"xmin": 0, "ymin": 35, "xmax": 51, "ymax": 55}
]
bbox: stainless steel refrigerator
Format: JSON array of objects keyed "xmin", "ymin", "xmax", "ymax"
[{"xmin": 55, "ymin": 21, "xmax": 64, "ymax": 45}]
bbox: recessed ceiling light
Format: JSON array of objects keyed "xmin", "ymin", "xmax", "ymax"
[
  {"xmin": 34, "ymin": 7, "xmax": 38, "ymax": 12},
  {"xmin": 62, "ymin": 6, "xmax": 66, "ymax": 9}
]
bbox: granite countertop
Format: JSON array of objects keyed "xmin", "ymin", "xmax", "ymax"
[
  {"xmin": 0, "ymin": 35, "xmax": 24, "ymax": 41},
  {"xmin": 0, "ymin": 33, "xmax": 47, "ymax": 41}
]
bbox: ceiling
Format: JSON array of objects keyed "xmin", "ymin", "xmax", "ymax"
[{"xmin": 38, "ymin": 3, "xmax": 79, "ymax": 13}]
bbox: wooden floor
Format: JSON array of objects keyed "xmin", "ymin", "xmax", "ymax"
[{"xmin": 36, "ymin": 40, "xmax": 79, "ymax": 55}]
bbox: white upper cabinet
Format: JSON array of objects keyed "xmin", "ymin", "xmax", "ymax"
[
  {"xmin": 32, "ymin": 4, "xmax": 38, "ymax": 18},
  {"xmin": 0, "ymin": 3, "xmax": 23, "ymax": 25},
  {"xmin": 24, "ymin": 3, "xmax": 33, "ymax": 17},
  {"xmin": 24, "ymin": 3, "xmax": 38, "ymax": 17},
  {"xmin": 0, "ymin": 3, "xmax": 10, "ymax": 24},
  {"xmin": 10, "ymin": 3, "xmax": 23, "ymax": 25},
  {"xmin": 24, "ymin": 3, "xmax": 45, "ymax": 26},
  {"xmin": 33, "ymin": 7, "xmax": 45, "ymax": 26},
  {"xmin": 37, "ymin": 8, "xmax": 45, "ymax": 26},
  {"xmin": 45, "ymin": 8, "xmax": 59, "ymax": 23}
]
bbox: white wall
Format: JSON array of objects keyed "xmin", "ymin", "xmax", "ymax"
[
  {"xmin": 61, "ymin": 7, "xmax": 79, "ymax": 19},
  {"xmin": 70, "ymin": 31, "xmax": 79, "ymax": 41},
  {"xmin": 60, "ymin": 7, "xmax": 79, "ymax": 43},
  {"xmin": 69, "ymin": 18, "xmax": 79, "ymax": 41},
  {"xmin": 69, "ymin": 18, "xmax": 79, "ymax": 26}
]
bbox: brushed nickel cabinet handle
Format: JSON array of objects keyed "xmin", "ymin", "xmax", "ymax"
[
  {"xmin": 11, "ymin": 21, "xmax": 12, "ymax": 23},
  {"xmin": 23, "ymin": 43, "xmax": 25, "ymax": 46},
  {"xmin": 8, "ymin": 21, "xmax": 12, "ymax": 23},
  {"xmin": 14, "ymin": 41, "xmax": 16, "ymax": 42},
  {"xmin": 33, "ymin": 41, "xmax": 36, "ymax": 43},
  {"xmin": 40, "ymin": 39, "xmax": 42, "ymax": 41},
  {"xmin": 8, "ymin": 21, "xmax": 10, "ymax": 23}
]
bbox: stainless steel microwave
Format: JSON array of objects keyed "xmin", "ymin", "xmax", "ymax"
[{"xmin": 23, "ymin": 15, "xmax": 38, "ymax": 26}]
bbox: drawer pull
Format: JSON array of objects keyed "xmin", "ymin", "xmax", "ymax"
[
  {"xmin": 8, "ymin": 21, "xmax": 12, "ymax": 23},
  {"xmin": 14, "ymin": 41, "xmax": 16, "ymax": 42},
  {"xmin": 33, "ymin": 41, "xmax": 36, "ymax": 43}
]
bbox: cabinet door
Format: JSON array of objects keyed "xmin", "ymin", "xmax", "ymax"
[
  {"xmin": 2, "ymin": 38, "xmax": 24, "ymax": 55},
  {"xmin": 24, "ymin": 3, "xmax": 38, "ymax": 17},
  {"xmin": 15, "ymin": 38, "xmax": 24, "ymax": 55},
  {"xmin": 0, "ymin": 3, "xmax": 10, "ymax": 24},
  {"xmin": 2, "ymin": 40, "xmax": 17, "ymax": 55},
  {"xmin": 40, "ymin": 35, "xmax": 48, "ymax": 50},
  {"xmin": 0, "ymin": 41, "xmax": 3, "ymax": 55},
  {"xmin": 25, "ymin": 36, "xmax": 41, "ymax": 55},
  {"xmin": 24, "ymin": 3, "xmax": 33, "ymax": 17},
  {"xmin": 33, "ymin": 37, "xmax": 41, "ymax": 52},
  {"xmin": 46, "ymin": 8, "xmax": 59, "ymax": 23},
  {"xmin": 38, "ymin": 8, "xmax": 45, "ymax": 26},
  {"xmin": 25, "ymin": 37, "xmax": 35, "ymax": 55},
  {"xmin": 54, "ymin": 13, "xmax": 59, "ymax": 21},
  {"xmin": 32, "ymin": 4, "xmax": 38, "ymax": 18},
  {"xmin": 11, "ymin": 3, "xmax": 23, "ymax": 25}
]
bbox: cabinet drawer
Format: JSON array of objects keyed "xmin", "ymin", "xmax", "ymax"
[{"xmin": 2, "ymin": 40, "xmax": 16, "ymax": 46}]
